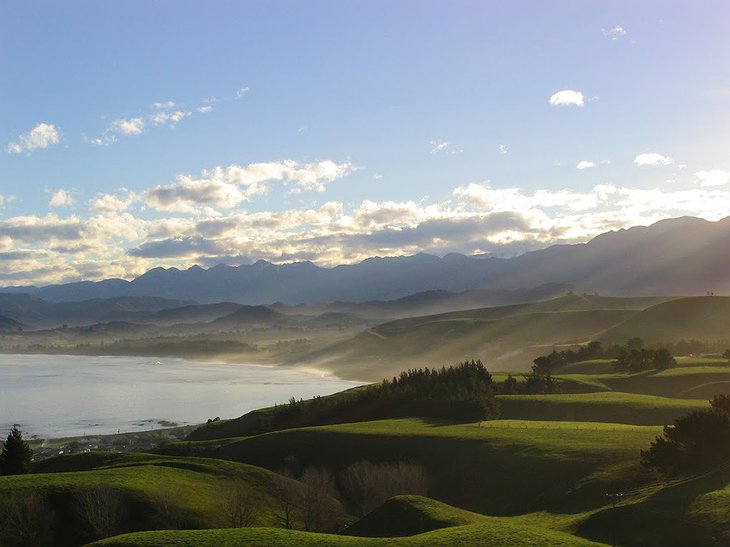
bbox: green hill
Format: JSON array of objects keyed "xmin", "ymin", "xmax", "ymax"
[
  {"xmin": 294, "ymin": 294, "xmax": 675, "ymax": 380},
  {"xmin": 497, "ymin": 391, "xmax": 708, "ymax": 425},
  {"xmin": 598, "ymin": 296, "xmax": 730, "ymax": 344},
  {"xmin": 0, "ymin": 452, "xmax": 317, "ymax": 546}
]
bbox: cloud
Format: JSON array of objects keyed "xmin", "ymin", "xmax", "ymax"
[
  {"xmin": 110, "ymin": 117, "xmax": 145, "ymax": 135},
  {"xmin": 430, "ymin": 139, "xmax": 463, "ymax": 154},
  {"xmin": 236, "ymin": 86, "xmax": 250, "ymax": 98},
  {"xmin": 696, "ymin": 169, "xmax": 730, "ymax": 187},
  {"xmin": 576, "ymin": 160, "xmax": 596, "ymax": 170},
  {"xmin": 129, "ymin": 236, "xmax": 227, "ymax": 259},
  {"xmin": 7, "ymin": 123, "xmax": 61, "ymax": 154},
  {"xmin": 150, "ymin": 110, "xmax": 191, "ymax": 126},
  {"xmin": 145, "ymin": 160, "xmax": 354, "ymax": 212},
  {"xmin": 49, "ymin": 189, "xmax": 74, "ymax": 207},
  {"xmin": 152, "ymin": 101, "xmax": 176, "ymax": 109},
  {"xmin": 197, "ymin": 105, "xmax": 213, "ymax": 113},
  {"xmin": 498, "ymin": 144, "xmax": 509, "ymax": 155},
  {"xmin": 89, "ymin": 191, "xmax": 136, "ymax": 214},
  {"xmin": 549, "ymin": 90, "xmax": 585, "ymax": 107},
  {"xmin": 634, "ymin": 153, "xmax": 674, "ymax": 166},
  {"xmin": 602, "ymin": 26, "xmax": 628, "ymax": 40},
  {"xmin": 8, "ymin": 156, "xmax": 730, "ymax": 287}
]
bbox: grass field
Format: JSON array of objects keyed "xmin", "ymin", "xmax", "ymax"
[
  {"xmin": 497, "ymin": 391, "xmax": 708, "ymax": 425},
  {"xmin": 182, "ymin": 418, "xmax": 661, "ymax": 516},
  {"xmin": 0, "ymin": 452, "xmax": 314, "ymax": 546}
]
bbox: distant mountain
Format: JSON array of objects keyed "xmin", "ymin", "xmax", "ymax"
[
  {"xmin": 211, "ymin": 305, "xmax": 287, "ymax": 328},
  {"xmin": 0, "ymin": 293, "xmax": 196, "ymax": 329},
  {"xmin": 141, "ymin": 302, "xmax": 244, "ymax": 326},
  {"xmin": 0, "ymin": 313, "xmax": 24, "ymax": 331},
  {"xmin": 3, "ymin": 216, "xmax": 730, "ymax": 304}
]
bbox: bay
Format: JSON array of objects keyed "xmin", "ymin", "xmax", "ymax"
[{"xmin": 0, "ymin": 354, "xmax": 363, "ymax": 438}]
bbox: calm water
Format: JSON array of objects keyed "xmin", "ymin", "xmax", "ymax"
[{"xmin": 0, "ymin": 354, "xmax": 363, "ymax": 438}]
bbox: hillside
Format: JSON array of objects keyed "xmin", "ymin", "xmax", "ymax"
[
  {"xmin": 598, "ymin": 296, "xmax": 730, "ymax": 344},
  {"xmin": 5, "ymin": 216, "xmax": 730, "ymax": 304},
  {"xmin": 297, "ymin": 294, "xmax": 664, "ymax": 379}
]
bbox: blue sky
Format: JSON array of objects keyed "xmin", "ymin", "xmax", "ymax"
[{"xmin": 2, "ymin": 1, "xmax": 730, "ymax": 285}]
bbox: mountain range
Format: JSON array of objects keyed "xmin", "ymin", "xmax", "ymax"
[{"xmin": 2, "ymin": 216, "xmax": 729, "ymax": 305}]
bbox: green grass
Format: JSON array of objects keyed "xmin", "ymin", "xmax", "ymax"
[
  {"xmin": 558, "ymin": 367, "xmax": 730, "ymax": 399},
  {"xmin": 180, "ymin": 418, "xmax": 662, "ymax": 516},
  {"xmin": 0, "ymin": 452, "xmax": 308, "ymax": 545},
  {"xmin": 497, "ymin": 392, "xmax": 708, "ymax": 425},
  {"xmin": 598, "ymin": 296, "xmax": 730, "ymax": 344},
  {"xmin": 90, "ymin": 521, "xmax": 605, "ymax": 546}
]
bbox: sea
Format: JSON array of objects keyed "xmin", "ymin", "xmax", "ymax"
[{"xmin": 0, "ymin": 354, "xmax": 363, "ymax": 438}]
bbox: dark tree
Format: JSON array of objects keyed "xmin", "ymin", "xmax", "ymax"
[
  {"xmin": 532, "ymin": 355, "xmax": 555, "ymax": 378},
  {"xmin": 502, "ymin": 373, "xmax": 518, "ymax": 394},
  {"xmin": 652, "ymin": 348, "xmax": 676, "ymax": 370},
  {"xmin": 722, "ymin": 349, "xmax": 730, "ymax": 363},
  {"xmin": 0, "ymin": 427, "xmax": 33, "ymax": 475},
  {"xmin": 626, "ymin": 337, "xmax": 644, "ymax": 351},
  {"xmin": 642, "ymin": 395, "xmax": 730, "ymax": 474}
]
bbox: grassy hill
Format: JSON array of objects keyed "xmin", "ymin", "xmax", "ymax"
[
  {"xmin": 0, "ymin": 452, "xmax": 318, "ymax": 546},
  {"xmin": 172, "ymin": 418, "xmax": 661, "ymax": 516},
  {"xmin": 598, "ymin": 296, "xmax": 730, "ymax": 344},
  {"xmin": 295, "ymin": 294, "xmax": 674, "ymax": 380},
  {"xmin": 497, "ymin": 391, "xmax": 708, "ymax": 425}
]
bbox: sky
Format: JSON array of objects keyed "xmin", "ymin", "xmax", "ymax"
[{"xmin": 2, "ymin": 0, "xmax": 730, "ymax": 286}]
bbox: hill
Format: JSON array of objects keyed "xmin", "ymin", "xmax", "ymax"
[
  {"xmin": 296, "ymin": 294, "xmax": 665, "ymax": 379},
  {"xmin": 5, "ymin": 216, "xmax": 730, "ymax": 304},
  {"xmin": 0, "ymin": 313, "xmax": 24, "ymax": 331},
  {"xmin": 0, "ymin": 293, "xmax": 196, "ymax": 329},
  {"xmin": 598, "ymin": 296, "xmax": 730, "ymax": 344},
  {"xmin": 211, "ymin": 305, "xmax": 287, "ymax": 327},
  {"xmin": 0, "ymin": 452, "xmax": 321, "ymax": 546}
]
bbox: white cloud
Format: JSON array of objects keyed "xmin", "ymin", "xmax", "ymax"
[
  {"xmin": 150, "ymin": 110, "xmax": 191, "ymax": 126},
  {"xmin": 601, "ymin": 26, "xmax": 628, "ymax": 40},
  {"xmin": 152, "ymin": 101, "xmax": 176, "ymax": 109},
  {"xmin": 110, "ymin": 117, "xmax": 145, "ymax": 136},
  {"xmin": 49, "ymin": 189, "xmax": 74, "ymax": 207},
  {"xmin": 498, "ymin": 144, "xmax": 509, "ymax": 155},
  {"xmin": 236, "ymin": 86, "xmax": 250, "ymax": 98},
  {"xmin": 89, "ymin": 191, "xmax": 136, "ymax": 214},
  {"xmin": 549, "ymin": 90, "xmax": 585, "ymax": 107},
  {"xmin": 145, "ymin": 160, "xmax": 355, "ymax": 212},
  {"xmin": 430, "ymin": 139, "xmax": 463, "ymax": 154},
  {"xmin": 576, "ymin": 160, "xmax": 596, "ymax": 170},
  {"xmin": 7, "ymin": 123, "xmax": 61, "ymax": 154},
  {"xmin": 634, "ymin": 153, "xmax": 674, "ymax": 166},
  {"xmin": 372, "ymin": 174, "xmax": 384, "ymax": 180},
  {"xmin": 696, "ymin": 169, "xmax": 730, "ymax": 187},
  {"xmin": 197, "ymin": 105, "xmax": 213, "ymax": 113}
]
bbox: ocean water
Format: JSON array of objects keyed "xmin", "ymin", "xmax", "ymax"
[{"xmin": 0, "ymin": 354, "xmax": 363, "ymax": 438}]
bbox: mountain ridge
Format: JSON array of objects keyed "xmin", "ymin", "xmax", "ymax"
[{"xmin": 3, "ymin": 215, "xmax": 730, "ymax": 304}]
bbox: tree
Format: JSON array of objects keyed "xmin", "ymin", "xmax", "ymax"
[
  {"xmin": 0, "ymin": 426, "xmax": 33, "ymax": 475},
  {"xmin": 0, "ymin": 490, "xmax": 55, "ymax": 547},
  {"xmin": 221, "ymin": 482, "xmax": 258, "ymax": 528},
  {"xmin": 75, "ymin": 484, "xmax": 126, "ymax": 540},
  {"xmin": 502, "ymin": 374, "xmax": 518, "ymax": 394},
  {"xmin": 626, "ymin": 337, "xmax": 644, "ymax": 351},
  {"xmin": 652, "ymin": 348, "xmax": 676, "ymax": 370},
  {"xmin": 299, "ymin": 467, "xmax": 341, "ymax": 532},
  {"xmin": 338, "ymin": 460, "xmax": 429, "ymax": 517},
  {"xmin": 641, "ymin": 395, "xmax": 730, "ymax": 474},
  {"xmin": 723, "ymin": 349, "xmax": 730, "ymax": 363}
]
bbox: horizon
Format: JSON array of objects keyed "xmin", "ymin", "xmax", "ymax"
[{"xmin": 3, "ymin": 1, "xmax": 730, "ymax": 286}]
